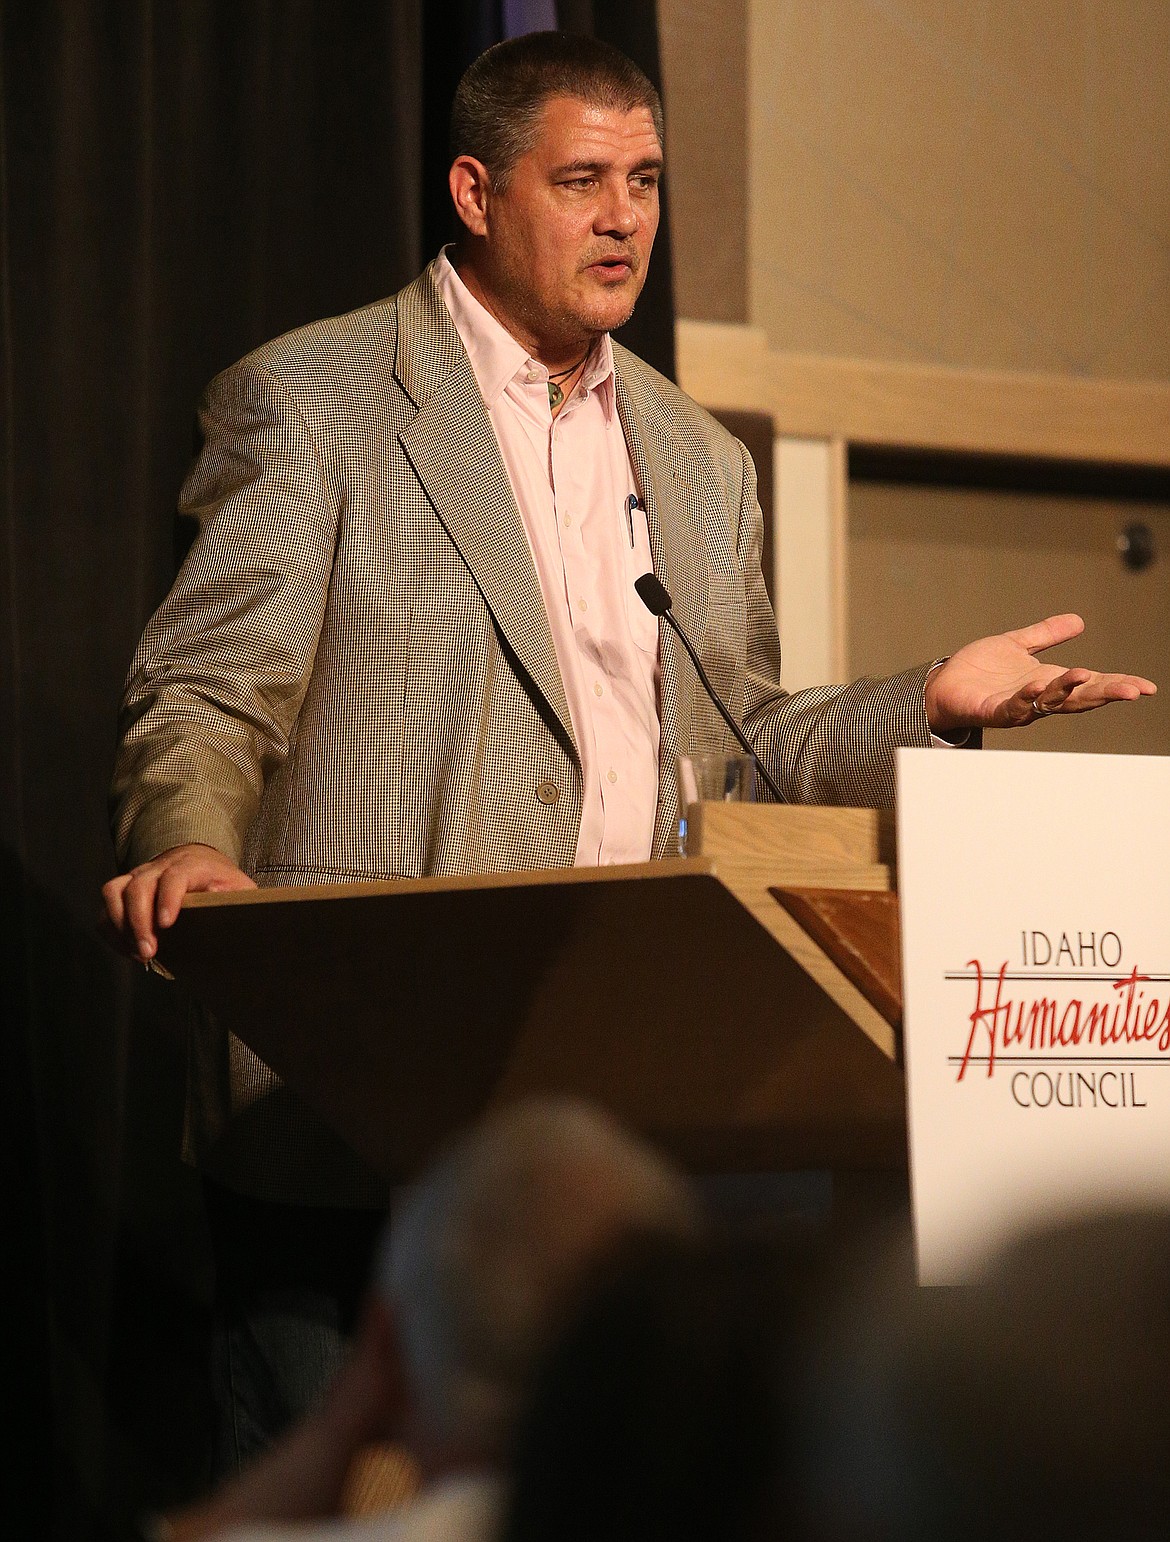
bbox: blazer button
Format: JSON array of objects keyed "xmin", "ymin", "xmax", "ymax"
[{"xmin": 535, "ymin": 780, "xmax": 560, "ymax": 806}]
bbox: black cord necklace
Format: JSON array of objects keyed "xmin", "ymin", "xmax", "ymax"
[{"xmin": 547, "ymin": 349, "xmax": 590, "ymax": 411}]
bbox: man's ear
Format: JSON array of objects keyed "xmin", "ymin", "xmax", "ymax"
[{"xmin": 449, "ymin": 155, "xmax": 493, "ymax": 239}]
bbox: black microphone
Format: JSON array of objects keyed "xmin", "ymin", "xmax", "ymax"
[{"xmin": 635, "ymin": 573, "xmax": 785, "ymax": 803}]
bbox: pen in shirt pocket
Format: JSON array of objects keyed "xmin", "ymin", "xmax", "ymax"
[{"xmin": 624, "ymin": 492, "xmax": 641, "ymax": 547}]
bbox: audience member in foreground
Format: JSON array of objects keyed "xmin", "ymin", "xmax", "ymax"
[
  {"xmin": 500, "ymin": 1235, "xmax": 800, "ymax": 1542},
  {"xmin": 792, "ymin": 1210, "xmax": 1170, "ymax": 1541},
  {"xmin": 162, "ymin": 1099, "xmax": 701, "ymax": 1542}
]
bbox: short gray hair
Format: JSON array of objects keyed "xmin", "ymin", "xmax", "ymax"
[
  {"xmin": 377, "ymin": 1099, "xmax": 700, "ymax": 1457},
  {"xmin": 450, "ymin": 31, "xmax": 665, "ymax": 193}
]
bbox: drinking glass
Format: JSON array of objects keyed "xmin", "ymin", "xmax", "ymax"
[{"xmin": 676, "ymin": 750, "xmax": 755, "ymax": 854}]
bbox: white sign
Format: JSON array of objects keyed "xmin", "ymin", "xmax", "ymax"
[{"xmin": 897, "ymin": 748, "xmax": 1170, "ymax": 1284}]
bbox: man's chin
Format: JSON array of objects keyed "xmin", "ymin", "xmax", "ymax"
[{"xmin": 573, "ymin": 286, "xmax": 642, "ymax": 338}]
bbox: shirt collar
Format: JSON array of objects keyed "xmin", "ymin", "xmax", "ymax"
[{"xmin": 434, "ymin": 248, "xmax": 616, "ymax": 420}]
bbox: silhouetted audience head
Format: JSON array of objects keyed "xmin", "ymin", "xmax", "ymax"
[
  {"xmin": 792, "ymin": 1209, "xmax": 1170, "ymax": 1542},
  {"xmin": 377, "ymin": 1098, "xmax": 703, "ymax": 1470},
  {"xmin": 500, "ymin": 1235, "xmax": 798, "ymax": 1542}
]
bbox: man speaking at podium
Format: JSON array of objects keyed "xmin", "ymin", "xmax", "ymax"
[{"xmin": 102, "ymin": 33, "xmax": 1154, "ymax": 1461}]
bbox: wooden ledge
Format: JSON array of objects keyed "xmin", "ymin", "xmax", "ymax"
[{"xmin": 676, "ymin": 319, "xmax": 1170, "ymax": 468}]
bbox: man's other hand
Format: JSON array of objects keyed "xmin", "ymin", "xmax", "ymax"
[
  {"xmin": 101, "ymin": 843, "xmax": 256, "ymax": 963},
  {"xmin": 925, "ymin": 613, "xmax": 1157, "ymax": 735}
]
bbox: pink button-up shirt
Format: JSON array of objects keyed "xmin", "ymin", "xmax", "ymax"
[{"xmin": 435, "ymin": 252, "xmax": 660, "ymax": 865}]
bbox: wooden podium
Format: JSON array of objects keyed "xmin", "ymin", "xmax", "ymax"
[{"xmin": 158, "ymin": 805, "xmax": 906, "ymax": 1181}]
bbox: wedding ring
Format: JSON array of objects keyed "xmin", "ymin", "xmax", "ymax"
[{"xmin": 1031, "ymin": 697, "xmax": 1057, "ymax": 716}]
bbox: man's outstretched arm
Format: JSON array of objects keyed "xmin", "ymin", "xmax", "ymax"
[{"xmin": 730, "ymin": 442, "xmax": 1155, "ymax": 804}]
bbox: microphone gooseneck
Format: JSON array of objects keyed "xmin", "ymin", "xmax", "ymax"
[{"xmin": 634, "ymin": 574, "xmax": 785, "ymax": 803}]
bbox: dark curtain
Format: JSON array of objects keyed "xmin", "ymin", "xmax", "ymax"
[
  {"xmin": 0, "ymin": 2, "xmax": 675, "ymax": 1536},
  {"xmin": 1, "ymin": 4, "xmax": 422, "ymax": 1535}
]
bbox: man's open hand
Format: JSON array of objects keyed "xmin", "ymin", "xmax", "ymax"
[
  {"xmin": 102, "ymin": 843, "xmax": 256, "ymax": 963},
  {"xmin": 924, "ymin": 614, "xmax": 1157, "ymax": 735}
]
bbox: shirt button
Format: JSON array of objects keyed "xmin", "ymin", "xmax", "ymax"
[
  {"xmin": 594, "ymin": 681, "xmax": 603, "ymax": 697},
  {"xmin": 526, "ymin": 369, "xmax": 540, "ymax": 383},
  {"xmin": 536, "ymin": 780, "xmax": 560, "ymax": 806},
  {"xmin": 579, "ymin": 597, "xmax": 588, "ymax": 613},
  {"xmin": 563, "ymin": 513, "xmax": 572, "ymax": 528},
  {"xmin": 607, "ymin": 768, "xmax": 618, "ymax": 784}
]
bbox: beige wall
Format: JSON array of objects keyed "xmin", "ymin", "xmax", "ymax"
[
  {"xmin": 662, "ymin": 1, "xmax": 1170, "ymax": 755},
  {"xmin": 658, "ymin": 0, "xmax": 749, "ymax": 321},
  {"xmin": 849, "ymin": 481, "xmax": 1170, "ymax": 754},
  {"xmin": 662, "ymin": 0, "xmax": 1170, "ymax": 381}
]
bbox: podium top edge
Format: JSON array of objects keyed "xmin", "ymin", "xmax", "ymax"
[{"xmin": 181, "ymin": 855, "xmax": 717, "ymax": 910}]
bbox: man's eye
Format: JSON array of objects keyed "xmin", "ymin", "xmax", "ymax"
[{"xmin": 562, "ymin": 178, "xmax": 595, "ymax": 190}]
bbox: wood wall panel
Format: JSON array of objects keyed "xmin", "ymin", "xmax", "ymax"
[{"xmin": 677, "ymin": 321, "xmax": 1170, "ymax": 467}]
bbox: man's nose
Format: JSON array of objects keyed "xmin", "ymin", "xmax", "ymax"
[{"xmin": 595, "ymin": 181, "xmax": 639, "ymax": 237}]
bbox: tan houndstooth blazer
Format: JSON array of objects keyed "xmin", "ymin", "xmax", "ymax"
[{"xmin": 111, "ymin": 261, "xmax": 934, "ymax": 1203}]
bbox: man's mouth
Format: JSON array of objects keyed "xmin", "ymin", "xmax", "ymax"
[{"xmin": 587, "ymin": 256, "xmax": 634, "ymax": 280}]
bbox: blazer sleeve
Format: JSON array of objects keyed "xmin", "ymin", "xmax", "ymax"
[
  {"xmin": 734, "ymin": 438, "xmax": 935, "ymax": 807},
  {"xmin": 109, "ymin": 359, "xmax": 341, "ymax": 869}
]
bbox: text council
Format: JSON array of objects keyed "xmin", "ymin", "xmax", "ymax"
[{"xmin": 1011, "ymin": 1069, "xmax": 1146, "ymax": 1109}]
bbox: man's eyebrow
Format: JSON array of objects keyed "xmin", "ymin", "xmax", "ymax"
[{"xmin": 549, "ymin": 156, "xmax": 664, "ymax": 177}]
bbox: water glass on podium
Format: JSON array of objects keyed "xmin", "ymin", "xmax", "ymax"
[{"xmin": 677, "ymin": 750, "xmax": 755, "ymax": 854}]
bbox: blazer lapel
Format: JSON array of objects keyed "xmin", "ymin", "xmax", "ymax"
[
  {"xmin": 614, "ymin": 356, "xmax": 710, "ymax": 859},
  {"xmin": 394, "ymin": 270, "xmax": 578, "ymax": 761}
]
